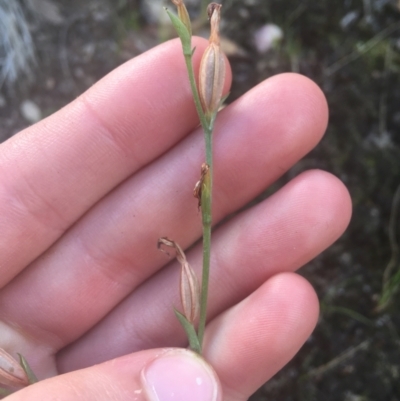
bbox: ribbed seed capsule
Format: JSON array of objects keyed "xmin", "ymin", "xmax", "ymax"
[
  {"xmin": 199, "ymin": 3, "xmax": 225, "ymax": 118},
  {"xmin": 158, "ymin": 237, "xmax": 200, "ymax": 324},
  {"xmin": 0, "ymin": 348, "xmax": 29, "ymax": 388}
]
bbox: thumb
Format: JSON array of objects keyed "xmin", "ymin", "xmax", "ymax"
[{"xmin": 5, "ymin": 349, "xmax": 222, "ymax": 401}]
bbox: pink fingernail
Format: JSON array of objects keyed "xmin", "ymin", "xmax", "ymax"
[{"xmin": 141, "ymin": 349, "xmax": 221, "ymax": 401}]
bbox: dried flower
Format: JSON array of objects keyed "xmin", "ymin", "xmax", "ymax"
[
  {"xmin": 158, "ymin": 237, "xmax": 200, "ymax": 323},
  {"xmin": 199, "ymin": 3, "xmax": 225, "ymax": 118},
  {"xmin": 193, "ymin": 163, "xmax": 210, "ymax": 209},
  {"xmin": 0, "ymin": 348, "xmax": 29, "ymax": 388},
  {"xmin": 171, "ymin": 0, "xmax": 192, "ymax": 36}
]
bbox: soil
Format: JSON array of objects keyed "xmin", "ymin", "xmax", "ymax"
[{"xmin": 1, "ymin": 0, "xmax": 400, "ymax": 400}]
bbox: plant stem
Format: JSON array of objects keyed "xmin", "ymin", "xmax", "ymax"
[
  {"xmin": 167, "ymin": 2, "xmax": 224, "ymax": 355},
  {"xmin": 183, "ymin": 51, "xmax": 215, "ymax": 351},
  {"xmin": 183, "ymin": 54, "xmax": 209, "ymax": 131},
  {"xmin": 198, "ymin": 123, "xmax": 213, "ymax": 347}
]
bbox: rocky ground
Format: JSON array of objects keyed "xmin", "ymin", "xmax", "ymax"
[{"xmin": 1, "ymin": 0, "xmax": 400, "ymax": 400}]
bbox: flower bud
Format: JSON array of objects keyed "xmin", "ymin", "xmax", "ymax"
[
  {"xmin": 199, "ymin": 3, "xmax": 225, "ymax": 118},
  {"xmin": 171, "ymin": 0, "xmax": 192, "ymax": 36},
  {"xmin": 0, "ymin": 348, "xmax": 29, "ymax": 388}
]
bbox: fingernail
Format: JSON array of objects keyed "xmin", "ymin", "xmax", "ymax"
[{"xmin": 141, "ymin": 349, "xmax": 221, "ymax": 401}]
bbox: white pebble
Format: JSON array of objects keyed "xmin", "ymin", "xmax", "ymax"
[
  {"xmin": 20, "ymin": 100, "xmax": 42, "ymax": 123},
  {"xmin": 340, "ymin": 11, "xmax": 359, "ymax": 30},
  {"xmin": 253, "ymin": 23, "xmax": 283, "ymax": 53}
]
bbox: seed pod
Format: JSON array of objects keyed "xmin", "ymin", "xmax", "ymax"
[
  {"xmin": 158, "ymin": 237, "xmax": 200, "ymax": 323},
  {"xmin": 199, "ymin": 3, "xmax": 225, "ymax": 118},
  {"xmin": 0, "ymin": 348, "xmax": 29, "ymax": 388},
  {"xmin": 171, "ymin": 0, "xmax": 192, "ymax": 36}
]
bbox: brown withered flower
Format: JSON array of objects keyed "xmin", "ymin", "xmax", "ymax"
[
  {"xmin": 199, "ymin": 3, "xmax": 225, "ymax": 118},
  {"xmin": 193, "ymin": 163, "xmax": 210, "ymax": 210}
]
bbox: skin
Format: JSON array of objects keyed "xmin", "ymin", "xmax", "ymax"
[{"xmin": 0, "ymin": 37, "xmax": 351, "ymax": 400}]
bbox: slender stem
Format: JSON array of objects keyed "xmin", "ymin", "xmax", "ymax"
[
  {"xmin": 184, "ymin": 54, "xmax": 209, "ymax": 131},
  {"xmin": 169, "ymin": 2, "xmax": 224, "ymax": 354},
  {"xmin": 183, "ymin": 51, "xmax": 215, "ymax": 351},
  {"xmin": 198, "ymin": 124, "xmax": 213, "ymax": 347}
]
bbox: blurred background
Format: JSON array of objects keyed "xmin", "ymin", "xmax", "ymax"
[{"xmin": 1, "ymin": 0, "xmax": 400, "ymax": 399}]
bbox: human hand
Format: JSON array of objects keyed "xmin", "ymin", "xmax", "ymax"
[{"xmin": 0, "ymin": 37, "xmax": 351, "ymax": 400}]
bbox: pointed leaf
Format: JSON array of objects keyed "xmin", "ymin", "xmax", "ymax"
[
  {"xmin": 174, "ymin": 309, "xmax": 201, "ymax": 354},
  {"xmin": 18, "ymin": 354, "xmax": 38, "ymax": 384},
  {"xmin": 165, "ymin": 8, "xmax": 192, "ymax": 56},
  {"xmin": 207, "ymin": 92, "xmax": 230, "ymax": 130},
  {"xmin": 220, "ymin": 92, "xmax": 230, "ymax": 105}
]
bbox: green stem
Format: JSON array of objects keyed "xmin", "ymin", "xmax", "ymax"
[
  {"xmin": 183, "ymin": 51, "xmax": 215, "ymax": 352},
  {"xmin": 167, "ymin": 4, "xmax": 223, "ymax": 355},
  {"xmin": 183, "ymin": 53, "xmax": 209, "ymax": 131},
  {"xmin": 198, "ymin": 124, "xmax": 213, "ymax": 348}
]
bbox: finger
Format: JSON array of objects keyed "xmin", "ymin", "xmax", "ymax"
[
  {"xmin": 7, "ymin": 274, "xmax": 317, "ymax": 401},
  {"xmin": 0, "ymin": 74, "xmax": 328, "ymax": 353},
  {"xmin": 203, "ymin": 272, "xmax": 319, "ymax": 401},
  {"xmin": 0, "ymin": 37, "xmax": 228, "ymax": 286},
  {"xmin": 58, "ymin": 169, "xmax": 350, "ymax": 372},
  {"xmin": 6, "ymin": 349, "xmax": 222, "ymax": 401}
]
